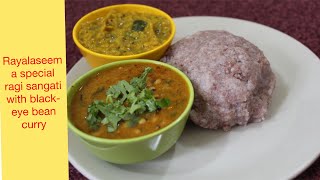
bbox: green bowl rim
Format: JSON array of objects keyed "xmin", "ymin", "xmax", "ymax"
[
  {"xmin": 68, "ymin": 59, "xmax": 194, "ymax": 144},
  {"xmin": 72, "ymin": 4, "xmax": 176, "ymax": 59}
]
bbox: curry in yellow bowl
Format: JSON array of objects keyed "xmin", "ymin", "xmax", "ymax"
[
  {"xmin": 78, "ymin": 9, "xmax": 171, "ymax": 56},
  {"xmin": 73, "ymin": 4, "xmax": 175, "ymax": 67}
]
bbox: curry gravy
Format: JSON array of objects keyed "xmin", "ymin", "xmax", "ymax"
[
  {"xmin": 70, "ymin": 63, "xmax": 189, "ymax": 139},
  {"xmin": 78, "ymin": 10, "xmax": 171, "ymax": 56}
]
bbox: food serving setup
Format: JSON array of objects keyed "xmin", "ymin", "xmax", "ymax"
[{"xmin": 67, "ymin": 3, "xmax": 320, "ymax": 180}]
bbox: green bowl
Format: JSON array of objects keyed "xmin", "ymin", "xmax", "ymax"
[{"xmin": 67, "ymin": 59, "xmax": 194, "ymax": 164}]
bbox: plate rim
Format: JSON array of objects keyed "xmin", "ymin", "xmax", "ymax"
[{"xmin": 68, "ymin": 16, "xmax": 320, "ymax": 180}]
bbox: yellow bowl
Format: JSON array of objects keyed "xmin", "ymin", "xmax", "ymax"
[{"xmin": 72, "ymin": 4, "xmax": 176, "ymax": 68}]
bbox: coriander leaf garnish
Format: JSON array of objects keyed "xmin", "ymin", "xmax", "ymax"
[
  {"xmin": 130, "ymin": 67, "xmax": 152, "ymax": 90},
  {"xmin": 156, "ymin": 98, "xmax": 171, "ymax": 108},
  {"xmin": 86, "ymin": 100, "xmax": 105, "ymax": 130},
  {"xmin": 86, "ymin": 67, "xmax": 170, "ymax": 132}
]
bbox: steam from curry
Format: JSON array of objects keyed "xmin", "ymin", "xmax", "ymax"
[
  {"xmin": 70, "ymin": 63, "xmax": 189, "ymax": 139},
  {"xmin": 77, "ymin": 10, "xmax": 171, "ymax": 56}
]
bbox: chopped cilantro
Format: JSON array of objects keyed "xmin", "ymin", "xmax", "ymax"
[
  {"xmin": 86, "ymin": 67, "xmax": 170, "ymax": 132},
  {"xmin": 156, "ymin": 98, "xmax": 171, "ymax": 108},
  {"xmin": 86, "ymin": 100, "xmax": 105, "ymax": 130}
]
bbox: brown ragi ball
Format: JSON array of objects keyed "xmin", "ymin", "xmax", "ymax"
[{"xmin": 162, "ymin": 30, "xmax": 276, "ymax": 131}]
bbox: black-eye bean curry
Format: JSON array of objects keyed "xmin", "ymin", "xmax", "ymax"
[
  {"xmin": 70, "ymin": 63, "xmax": 189, "ymax": 139},
  {"xmin": 78, "ymin": 10, "xmax": 171, "ymax": 56}
]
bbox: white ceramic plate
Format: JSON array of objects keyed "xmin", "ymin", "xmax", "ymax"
[{"xmin": 68, "ymin": 17, "xmax": 320, "ymax": 180}]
